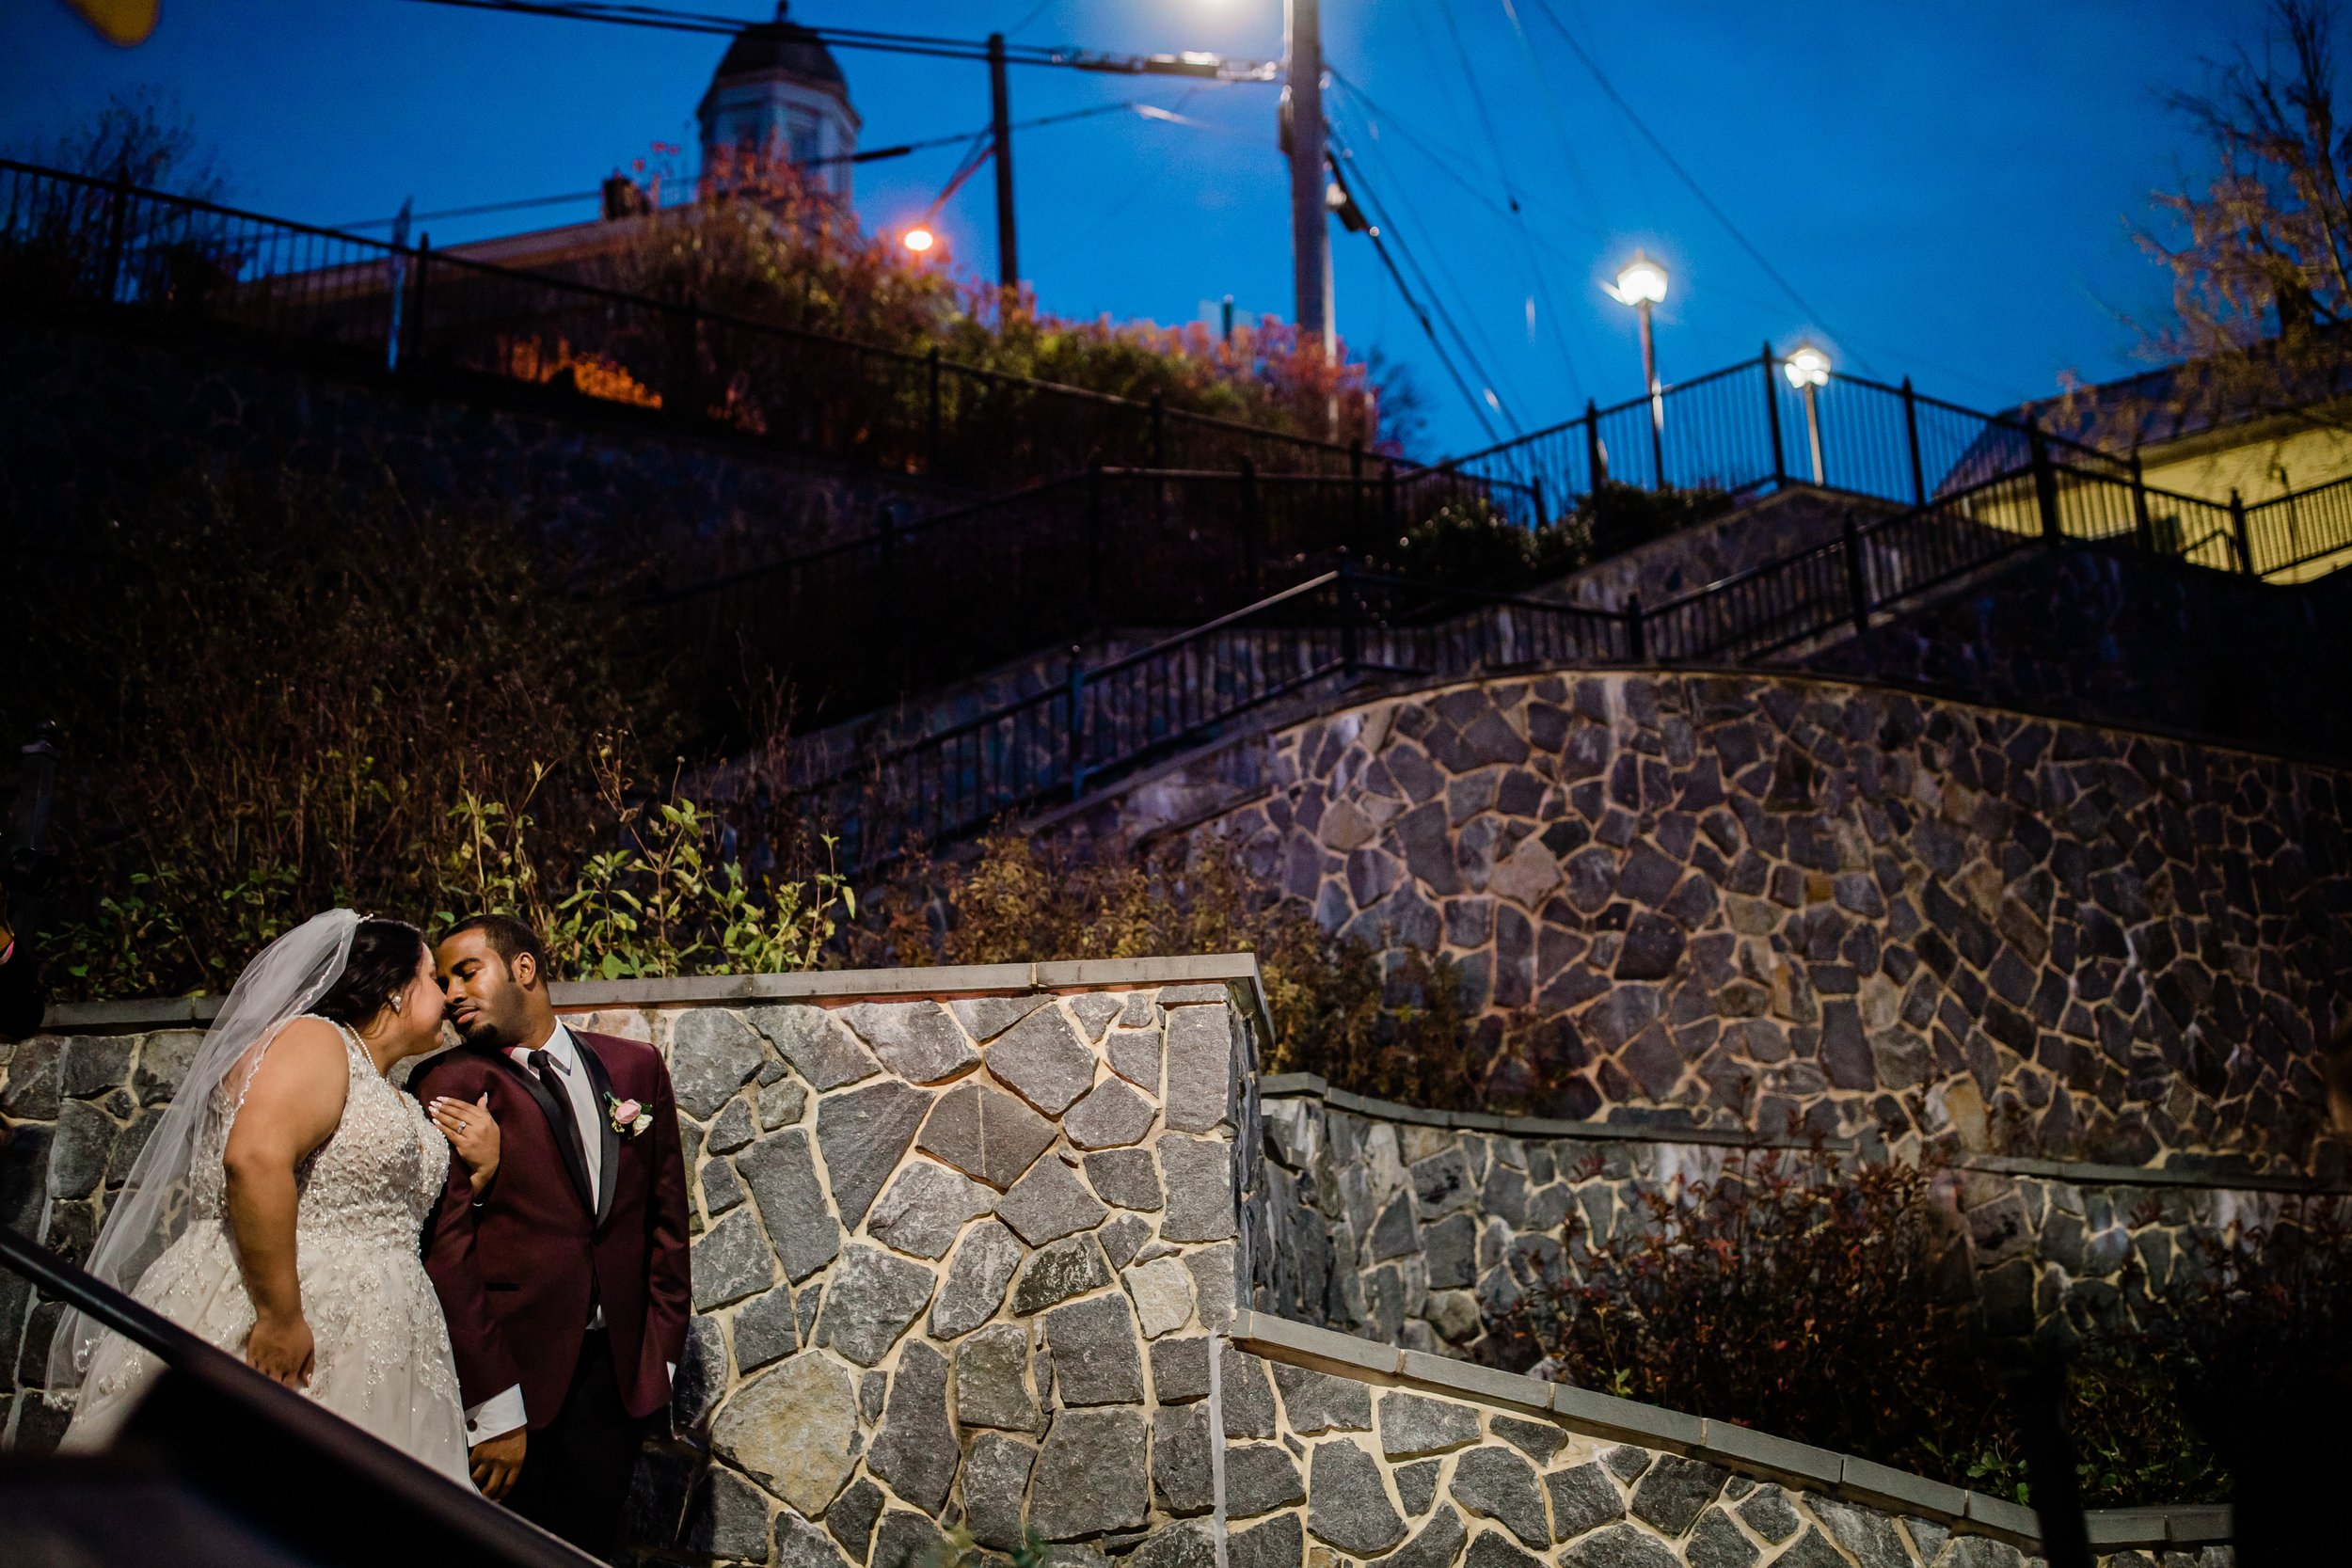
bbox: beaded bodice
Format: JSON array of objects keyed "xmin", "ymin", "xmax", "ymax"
[{"xmin": 186, "ymin": 1017, "xmax": 448, "ymax": 1246}]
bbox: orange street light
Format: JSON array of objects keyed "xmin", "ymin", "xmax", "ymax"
[{"xmin": 902, "ymin": 226, "xmax": 937, "ymax": 255}]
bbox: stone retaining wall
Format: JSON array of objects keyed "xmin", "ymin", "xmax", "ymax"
[
  {"xmin": 2, "ymin": 961, "xmax": 2247, "ymax": 1564},
  {"xmin": 1248, "ymin": 1075, "xmax": 2352, "ymax": 1360},
  {"xmin": 1226, "ymin": 1309, "xmax": 2231, "ymax": 1568},
  {"xmin": 1197, "ymin": 670, "xmax": 2352, "ymax": 1174}
]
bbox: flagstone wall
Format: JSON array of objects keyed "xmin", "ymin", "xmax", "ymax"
[{"xmin": 1, "ymin": 959, "xmax": 2248, "ymax": 1568}]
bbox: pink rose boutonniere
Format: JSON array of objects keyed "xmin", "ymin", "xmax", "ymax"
[{"xmin": 607, "ymin": 1093, "xmax": 652, "ymax": 1138}]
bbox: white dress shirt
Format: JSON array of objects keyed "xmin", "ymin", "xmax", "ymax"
[{"xmin": 463, "ymin": 1024, "xmax": 604, "ymax": 1446}]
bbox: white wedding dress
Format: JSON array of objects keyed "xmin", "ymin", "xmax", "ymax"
[{"xmin": 62, "ymin": 1017, "xmax": 471, "ymax": 1481}]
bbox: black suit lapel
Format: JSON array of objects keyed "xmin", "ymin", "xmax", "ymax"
[
  {"xmin": 576, "ymin": 1039, "xmax": 623, "ymax": 1228},
  {"xmin": 480, "ymin": 1045, "xmax": 596, "ymax": 1217}
]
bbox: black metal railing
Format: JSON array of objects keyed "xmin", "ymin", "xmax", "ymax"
[
  {"xmin": 787, "ymin": 436, "xmax": 2352, "ymax": 870},
  {"xmin": 0, "ymin": 157, "xmax": 1391, "ymax": 491},
  {"xmin": 1441, "ymin": 344, "xmax": 2123, "ymax": 527},
  {"xmin": 0, "ymin": 1224, "xmax": 596, "ymax": 1564},
  {"xmin": 654, "ymin": 461, "xmax": 1533, "ymax": 728},
  {"xmin": 799, "ymin": 562, "xmax": 1628, "ymax": 869}
]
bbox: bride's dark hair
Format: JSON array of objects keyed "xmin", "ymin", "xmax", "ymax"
[{"xmin": 313, "ymin": 918, "xmax": 429, "ymax": 1027}]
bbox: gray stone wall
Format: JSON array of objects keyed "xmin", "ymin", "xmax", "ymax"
[
  {"xmin": 0, "ymin": 963, "xmax": 2247, "ymax": 1563},
  {"xmin": 1198, "ymin": 670, "xmax": 2351, "ymax": 1175},
  {"xmin": 1227, "ymin": 1310, "xmax": 2231, "ymax": 1568},
  {"xmin": 0, "ymin": 962, "xmax": 1276, "ymax": 1566},
  {"xmin": 1537, "ymin": 487, "xmax": 1888, "ymax": 615},
  {"xmin": 1248, "ymin": 1079, "xmax": 2352, "ymax": 1362}
]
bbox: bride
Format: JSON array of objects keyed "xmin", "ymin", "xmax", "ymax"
[{"xmin": 49, "ymin": 910, "xmax": 499, "ymax": 1481}]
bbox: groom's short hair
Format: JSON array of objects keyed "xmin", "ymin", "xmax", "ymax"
[{"xmin": 441, "ymin": 912, "xmax": 551, "ymax": 988}]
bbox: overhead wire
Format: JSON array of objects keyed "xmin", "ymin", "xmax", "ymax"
[
  {"xmin": 1522, "ymin": 0, "xmax": 1881, "ymax": 377},
  {"xmin": 1328, "ymin": 124, "xmax": 1518, "ymax": 437},
  {"xmin": 1328, "ymin": 135, "xmax": 1502, "ymax": 444},
  {"xmin": 1327, "ymin": 90, "xmax": 1533, "ymax": 426},
  {"xmin": 1432, "ymin": 0, "xmax": 1584, "ymax": 399}
]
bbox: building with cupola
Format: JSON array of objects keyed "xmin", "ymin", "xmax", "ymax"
[{"xmin": 436, "ymin": 2, "xmax": 858, "ymax": 277}]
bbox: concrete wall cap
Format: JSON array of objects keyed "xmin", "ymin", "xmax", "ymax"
[
  {"xmin": 1396, "ymin": 1349, "xmax": 1555, "ymax": 1418},
  {"xmin": 1693, "ymin": 1419, "xmax": 1842, "ymax": 1490},
  {"xmin": 44, "ymin": 953, "xmax": 1274, "ymax": 1037},
  {"xmin": 1839, "ymin": 1453, "xmax": 1968, "ymax": 1518},
  {"xmin": 1963, "ymin": 1489, "xmax": 2042, "ymax": 1543}
]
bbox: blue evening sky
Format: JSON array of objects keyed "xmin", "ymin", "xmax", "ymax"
[{"xmin": 5, "ymin": 0, "xmax": 2261, "ymax": 456}]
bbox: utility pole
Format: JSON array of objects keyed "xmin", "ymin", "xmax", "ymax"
[
  {"xmin": 988, "ymin": 31, "xmax": 1018, "ymax": 295},
  {"xmin": 1284, "ymin": 0, "xmax": 1333, "ymax": 358}
]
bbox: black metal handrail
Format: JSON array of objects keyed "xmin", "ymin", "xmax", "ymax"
[
  {"xmin": 0, "ymin": 156, "xmax": 1383, "ymax": 489},
  {"xmin": 655, "ymin": 461, "xmax": 1525, "ymax": 732},
  {"xmin": 801, "ymin": 559, "xmax": 1631, "ymax": 870},
  {"xmin": 0, "ymin": 1224, "xmax": 596, "ymax": 1564},
  {"xmin": 785, "ymin": 435, "xmax": 2352, "ymax": 871}
]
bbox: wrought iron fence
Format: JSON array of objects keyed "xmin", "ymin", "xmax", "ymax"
[
  {"xmin": 655, "ymin": 462, "xmax": 1532, "ymax": 729},
  {"xmin": 1441, "ymin": 345, "xmax": 2122, "ymax": 527},
  {"xmin": 0, "ymin": 157, "xmax": 1390, "ymax": 490},
  {"xmin": 798, "ymin": 562, "xmax": 1629, "ymax": 870},
  {"xmin": 785, "ymin": 436, "xmax": 2352, "ymax": 870}
]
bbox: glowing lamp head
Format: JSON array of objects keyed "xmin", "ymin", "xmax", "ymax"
[
  {"xmin": 1611, "ymin": 250, "xmax": 1668, "ymax": 307},
  {"xmin": 902, "ymin": 226, "xmax": 936, "ymax": 255},
  {"xmin": 1784, "ymin": 342, "xmax": 1831, "ymax": 388}
]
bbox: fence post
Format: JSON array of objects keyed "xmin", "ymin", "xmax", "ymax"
[
  {"xmin": 404, "ymin": 235, "xmax": 431, "ymax": 372},
  {"xmin": 1842, "ymin": 514, "xmax": 1871, "ymax": 635},
  {"xmin": 1531, "ymin": 475, "xmax": 1548, "ymax": 531},
  {"xmin": 1150, "ymin": 393, "xmax": 1167, "ymax": 469},
  {"xmin": 2130, "ymin": 450, "xmax": 2153, "ymax": 553},
  {"xmin": 1349, "ymin": 439, "xmax": 1365, "ymax": 544},
  {"xmin": 1086, "ymin": 462, "xmax": 1105, "ymax": 604},
  {"xmin": 926, "ymin": 347, "xmax": 943, "ymax": 474},
  {"xmin": 1901, "ymin": 375, "xmax": 1926, "ymax": 507},
  {"xmin": 2029, "ymin": 423, "xmax": 2062, "ymax": 546},
  {"xmin": 1239, "ymin": 458, "xmax": 1262, "ymax": 598},
  {"xmin": 1624, "ymin": 594, "xmax": 1646, "ymax": 663},
  {"xmin": 1647, "ymin": 379, "xmax": 1667, "ymax": 494},
  {"xmin": 1067, "ymin": 645, "xmax": 1089, "ymax": 802},
  {"xmin": 96, "ymin": 171, "xmax": 131, "ymax": 304},
  {"xmin": 1337, "ymin": 551, "xmax": 1360, "ymax": 677},
  {"xmin": 1383, "ymin": 460, "xmax": 1399, "ymax": 537},
  {"xmin": 1763, "ymin": 342, "xmax": 1787, "ymax": 487},
  {"xmin": 2230, "ymin": 488, "xmax": 2254, "ymax": 576},
  {"xmin": 1584, "ymin": 399, "xmax": 1605, "ymax": 490}
]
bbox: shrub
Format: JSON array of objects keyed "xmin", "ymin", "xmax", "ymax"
[
  {"xmin": 611, "ymin": 148, "xmax": 1394, "ymax": 448},
  {"xmin": 1502, "ymin": 1140, "xmax": 2230, "ymax": 1507},
  {"xmin": 856, "ymin": 832, "xmax": 1480, "ymax": 1108},
  {"xmin": 4, "ymin": 472, "xmax": 837, "ymax": 996}
]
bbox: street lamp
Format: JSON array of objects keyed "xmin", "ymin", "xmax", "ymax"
[
  {"xmin": 902, "ymin": 225, "xmax": 937, "ymax": 255},
  {"xmin": 1784, "ymin": 341, "xmax": 1830, "ymax": 485},
  {"xmin": 1604, "ymin": 250, "xmax": 1670, "ymax": 485}
]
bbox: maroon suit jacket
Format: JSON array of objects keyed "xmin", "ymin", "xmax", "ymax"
[{"xmin": 415, "ymin": 1026, "xmax": 691, "ymax": 1428}]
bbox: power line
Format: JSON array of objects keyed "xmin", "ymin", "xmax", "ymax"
[
  {"xmin": 393, "ymin": 0, "xmax": 1279, "ymax": 79},
  {"xmin": 1433, "ymin": 0, "xmax": 1583, "ymax": 399},
  {"xmin": 1330, "ymin": 97, "xmax": 1534, "ymax": 425},
  {"xmin": 1521, "ymin": 0, "xmax": 1879, "ymax": 377},
  {"xmin": 1330, "ymin": 128, "xmax": 1519, "ymax": 438},
  {"xmin": 326, "ymin": 102, "xmax": 1152, "ymax": 230}
]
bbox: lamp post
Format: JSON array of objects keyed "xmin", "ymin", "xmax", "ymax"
[
  {"xmin": 1785, "ymin": 341, "xmax": 1830, "ymax": 486},
  {"xmin": 1604, "ymin": 250, "xmax": 1669, "ymax": 486},
  {"xmin": 1284, "ymin": 0, "xmax": 1334, "ymax": 358}
]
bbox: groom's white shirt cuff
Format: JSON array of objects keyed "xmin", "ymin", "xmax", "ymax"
[
  {"xmin": 462, "ymin": 1363, "xmax": 675, "ymax": 1447},
  {"xmin": 465, "ymin": 1385, "xmax": 528, "ymax": 1445}
]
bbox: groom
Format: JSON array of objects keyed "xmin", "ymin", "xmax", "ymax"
[{"xmin": 417, "ymin": 914, "xmax": 691, "ymax": 1555}]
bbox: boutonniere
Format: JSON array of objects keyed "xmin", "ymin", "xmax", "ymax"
[{"xmin": 606, "ymin": 1092, "xmax": 652, "ymax": 1138}]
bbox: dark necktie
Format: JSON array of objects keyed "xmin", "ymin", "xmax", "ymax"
[{"xmin": 529, "ymin": 1047, "xmax": 591, "ymax": 1178}]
